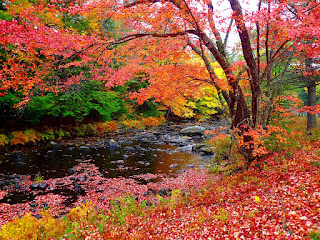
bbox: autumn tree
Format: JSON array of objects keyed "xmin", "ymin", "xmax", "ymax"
[
  {"xmin": 284, "ymin": 1, "xmax": 320, "ymax": 130},
  {"xmin": 2, "ymin": 0, "xmax": 320, "ymax": 167},
  {"xmin": 82, "ymin": 0, "xmax": 319, "ymax": 168}
]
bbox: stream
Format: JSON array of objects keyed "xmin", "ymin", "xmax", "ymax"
[{"xmin": 0, "ymin": 120, "xmax": 227, "ymax": 223}]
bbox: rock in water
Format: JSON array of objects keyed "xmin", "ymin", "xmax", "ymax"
[{"xmin": 180, "ymin": 126, "xmax": 205, "ymax": 136}]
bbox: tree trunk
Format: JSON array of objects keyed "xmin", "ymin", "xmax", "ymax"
[
  {"xmin": 307, "ymin": 81, "xmax": 317, "ymax": 130},
  {"xmin": 305, "ymin": 58, "xmax": 317, "ymax": 130}
]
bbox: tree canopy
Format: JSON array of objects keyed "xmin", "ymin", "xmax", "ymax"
[{"xmin": 1, "ymin": 0, "xmax": 320, "ymax": 166}]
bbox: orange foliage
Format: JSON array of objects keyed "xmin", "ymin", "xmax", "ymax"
[
  {"xmin": 95, "ymin": 121, "xmax": 119, "ymax": 133},
  {"xmin": 10, "ymin": 131, "xmax": 27, "ymax": 145},
  {"xmin": 234, "ymin": 125, "xmax": 288, "ymax": 158},
  {"xmin": 141, "ymin": 116, "xmax": 165, "ymax": 127}
]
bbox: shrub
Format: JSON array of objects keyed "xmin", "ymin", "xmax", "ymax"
[
  {"xmin": 141, "ymin": 116, "xmax": 165, "ymax": 127},
  {"xmin": 23, "ymin": 81, "xmax": 127, "ymax": 124},
  {"xmin": 210, "ymin": 136, "xmax": 231, "ymax": 163},
  {"xmin": 0, "ymin": 212, "xmax": 66, "ymax": 240},
  {"xmin": 39, "ymin": 129, "xmax": 55, "ymax": 141},
  {"xmin": 0, "ymin": 134, "xmax": 9, "ymax": 146},
  {"xmin": 10, "ymin": 131, "xmax": 27, "ymax": 145},
  {"xmin": 121, "ymin": 119, "xmax": 141, "ymax": 129},
  {"xmin": 24, "ymin": 129, "xmax": 40, "ymax": 144}
]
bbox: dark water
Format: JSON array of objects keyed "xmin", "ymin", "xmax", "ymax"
[{"xmin": 0, "ymin": 136, "xmax": 213, "ymax": 180}]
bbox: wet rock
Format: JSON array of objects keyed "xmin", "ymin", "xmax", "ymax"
[
  {"xmin": 11, "ymin": 151, "xmax": 23, "ymax": 158},
  {"xmin": 68, "ymin": 167, "xmax": 76, "ymax": 175},
  {"xmin": 124, "ymin": 146, "xmax": 135, "ymax": 151},
  {"xmin": 192, "ymin": 144, "xmax": 205, "ymax": 152},
  {"xmin": 109, "ymin": 139, "xmax": 121, "ymax": 149},
  {"xmin": 123, "ymin": 154, "xmax": 129, "ymax": 159},
  {"xmin": 170, "ymin": 164, "xmax": 178, "ymax": 169},
  {"xmin": 73, "ymin": 184, "xmax": 84, "ymax": 192},
  {"xmin": 14, "ymin": 160, "xmax": 26, "ymax": 166},
  {"xmin": 111, "ymin": 160, "xmax": 125, "ymax": 164},
  {"xmin": 192, "ymin": 144, "xmax": 215, "ymax": 156},
  {"xmin": 14, "ymin": 183, "xmax": 21, "ymax": 190},
  {"xmin": 192, "ymin": 135, "xmax": 202, "ymax": 140},
  {"xmin": 153, "ymin": 131, "xmax": 162, "ymax": 136},
  {"xmin": 77, "ymin": 176, "xmax": 87, "ymax": 182},
  {"xmin": 39, "ymin": 183, "xmax": 48, "ymax": 191},
  {"xmin": 187, "ymin": 164, "xmax": 195, "ymax": 168},
  {"xmin": 50, "ymin": 141, "xmax": 58, "ymax": 146},
  {"xmin": 138, "ymin": 161, "xmax": 150, "ymax": 166},
  {"xmin": 79, "ymin": 146, "xmax": 90, "ymax": 152},
  {"xmin": 199, "ymin": 147, "xmax": 215, "ymax": 156},
  {"xmin": 177, "ymin": 144, "xmax": 195, "ymax": 151},
  {"xmin": 134, "ymin": 145, "xmax": 143, "ymax": 150},
  {"xmin": 180, "ymin": 126, "xmax": 205, "ymax": 136},
  {"xmin": 30, "ymin": 183, "xmax": 40, "ymax": 191}
]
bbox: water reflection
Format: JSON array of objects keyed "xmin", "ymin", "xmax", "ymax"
[{"xmin": 0, "ymin": 137, "xmax": 213, "ymax": 179}]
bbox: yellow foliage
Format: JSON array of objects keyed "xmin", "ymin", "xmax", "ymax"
[
  {"xmin": 121, "ymin": 119, "xmax": 141, "ymax": 129},
  {"xmin": 0, "ymin": 134, "xmax": 9, "ymax": 147},
  {"xmin": 0, "ymin": 212, "xmax": 66, "ymax": 240},
  {"xmin": 24, "ymin": 129, "xmax": 40, "ymax": 144},
  {"xmin": 69, "ymin": 202, "xmax": 94, "ymax": 221},
  {"xmin": 40, "ymin": 10, "xmax": 64, "ymax": 29},
  {"xmin": 164, "ymin": 96, "xmax": 195, "ymax": 118}
]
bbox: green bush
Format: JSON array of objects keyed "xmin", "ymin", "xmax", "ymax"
[{"xmin": 23, "ymin": 81, "xmax": 127, "ymax": 124}]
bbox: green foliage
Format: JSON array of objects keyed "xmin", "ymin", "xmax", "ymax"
[
  {"xmin": 24, "ymin": 81, "xmax": 127, "ymax": 124},
  {"xmin": 0, "ymin": 0, "xmax": 13, "ymax": 20},
  {"xmin": 311, "ymin": 161, "xmax": 320, "ymax": 167},
  {"xmin": 113, "ymin": 74, "xmax": 162, "ymax": 119},
  {"xmin": 54, "ymin": 129, "xmax": 70, "ymax": 140},
  {"xmin": 35, "ymin": 174, "xmax": 44, "ymax": 183},
  {"xmin": 109, "ymin": 195, "xmax": 146, "ymax": 225},
  {"xmin": 309, "ymin": 231, "xmax": 320, "ymax": 240},
  {"xmin": 62, "ymin": 13, "xmax": 90, "ymax": 34},
  {"xmin": 0, "ymin": 10, "xmax": 13, "ymax": 20},
  {"xmin": 39, "ymin": 129, "xmax": 55, "ymax": 141}
]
